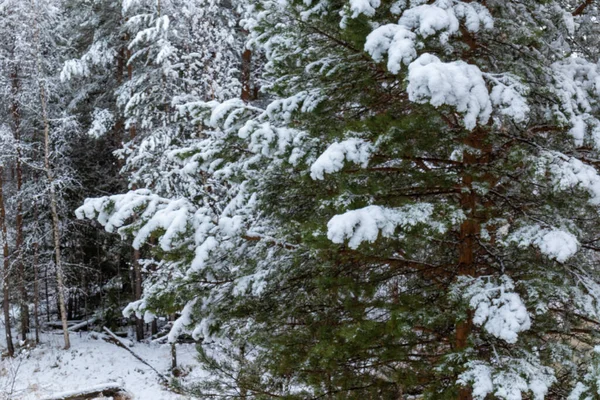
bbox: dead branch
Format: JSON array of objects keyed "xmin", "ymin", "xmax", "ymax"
[{"xmin": 102, "ymin": 326, "xmax": 169, "ymax": 384}]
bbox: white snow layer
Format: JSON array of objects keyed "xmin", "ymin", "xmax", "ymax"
[
  {"xmin": 363, "ymin": 2, "xmax": 532, "ymax": 129},
  {"xmin": 365, "ymin": 24, "xmax": 416, "ymax": 74},
  {"xmin": 508, "ymin": 225, "xmax": 579, "ymax": 263},
  {"xmin": 76, "ymin": 190, "xmax": 193, "ymax": 251},
  {"xmin": 462, "ymin": 276, "xmax": 531, "ymax": 344},
  {"xmin": 310, "ymin": 138, "xmax": 374, "ymax": 180},
  {"xmin": 364, "ymin": 1, "xmax": 493, "ymax": 71},
  {"xmin": 0, "ymin": 332, "xmax": 202, "ymax": 399},
  {"xmin": 551, "ymin": 58, "xmax": 600, "ymax": 149},
  {"xmin": 541, "ymin": 151, "xmax": 600, "ymax": 205},
  {"xmin": 40, "ymin": 383, "xmax": 129, "ymax": 400},
  {"xmin": 399, "ymin": 4, "xmax": 460, "ymax": 38},
  {"xmin": 487, "ymin": 75, "xmax": 530, "ymax": 123},
  {"xmin": 349, "ymin": 0, "xmax": 381, "ymax": 17},
  {"xmin": 168, "ymin": 299, "xmax": 198, "ymax": 343},
  {"xmin": 88, "ymin": 108, "xmax": 115, "ymax": 138},
  {"xmin": 327, "ymin": 203, "xmax": 434, "ymax": 248},
  {"xmin": 473, "ymin": 290, "xmax": 530, "ymax": 344},
  {"xmin": 407, "ymin": 53, "xmax": 492, "ymax": 130},
  {"xmin": 567, "ymin": 382, "xmax": 590, "ymax": 400},
  {"xmin": 76, "ymin": 190, "xmax": 232, "ymax": 278},
  {"xmin": 459, "ymin": 357, "xmax": 556, "ymax": 400}
]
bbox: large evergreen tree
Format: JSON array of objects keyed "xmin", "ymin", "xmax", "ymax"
[{"xmin": 78, "ymin": 0, "xmax": 600, "ymax": 398}]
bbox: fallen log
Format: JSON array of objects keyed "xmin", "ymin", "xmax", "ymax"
[
  {"xmin": 46, "ymin": 320, "xmax": 81, "ymax": 329},
  {"xmin": 67, "ymin": 317, "xmax": 97, "ymax": 332},
  {"xmin": 102, "ymin": 326, "xmax": 169, "ymax": 384},
  {"xmin": 41, "ymin": 383, "xmax": 131, "ymax": 400}
]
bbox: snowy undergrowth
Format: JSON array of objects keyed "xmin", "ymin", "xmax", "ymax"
[{"xmin": 0, "ymin": 332, "xmax": 202, "ymax": 399}]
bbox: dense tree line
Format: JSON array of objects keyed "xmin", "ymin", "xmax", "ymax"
[{"xmin": 3, "ymin": 0, "xmax": 600, "ymax": 399}]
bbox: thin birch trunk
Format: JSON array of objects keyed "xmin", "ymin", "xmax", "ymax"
[
  {"xmin": 34, "ymin": 1, "xmax": 70, "ymax": 350},
  {"xmin": 39, "ymin": 80, "xmax": 70, "ymax": 350},
  {"xmin": 0, "ymin": 166, "xmax": 14, "ymax": 356}
]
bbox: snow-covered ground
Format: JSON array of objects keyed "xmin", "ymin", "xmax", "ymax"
[{"xmin": 0, "ymin": 331, "xmax": 204, "ymax": 399}]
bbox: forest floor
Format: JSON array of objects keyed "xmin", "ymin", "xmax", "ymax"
[{"xmin": 0, "ymin": 330, "xmax": 204, "ymax": 399}]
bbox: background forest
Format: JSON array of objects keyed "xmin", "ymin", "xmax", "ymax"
[{"xmin": 2, "ymin": 0, "xmax": 600, "ymax": 399}]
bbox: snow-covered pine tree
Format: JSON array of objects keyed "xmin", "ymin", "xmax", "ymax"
[
  {"xmin": 74, "ymin": 0, "xmax": 245, "ymax": 342},
  {"xmin": 78, "ymin": 0, "xmax": 600, "ymax": 398},
  {"xmin": 114, "ymin": 0, "xmax": 244, "ymax": 344},
  {"xmin": 0, "ymin": 0, "xmax": 44, "ymax": 342},
  {"xmin": 235, "ymin": 0, "xmax": 600, "ymax": 398},
  {"xmin": 0, "ymin": 0, "xmax": 81, "ymax": 346},
  {"xmin": 116, "ymin": 0, "xmax": 242, "ymax": 190}
]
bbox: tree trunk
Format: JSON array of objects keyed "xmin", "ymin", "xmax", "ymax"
[
  {"xmin": 67, "ymin": 294, "xmax": 73, "ymax": 321},
  {"xmin": 15, "ymin": 149, "xmax": 27, "ymax": 341},
  {"xmin": 33, "ymin": 0, "xmax": 69, "ymax": 349},
  {"xmin": 39, "ymin": 79, "xmax": 70, "ymax": 350},
  {"xmin": 33, "ymin": 241, "xmax": 40, "ymax": 344},
  {"xmin": 126, "ymin": 44, "xmax": 143, "ymax": 340},
  {"xmin": 45, "ymin": 263, "xmax": 50, "ymax": 322},
  {"xmin": 10, "ymin": 67, "xmax": 28, "ymax": 341},
  {"xmin": 133, "ymin": 249, "xmax": 144, "ymax": 341},
  {"xmin": 0, "ymin": 167, "xmax": 14, "ymax": 357},
  {"xmin": 455, "ymin": 128, "xmax": 491, "ymax": 400},
  {"xmin": 241, "ymin": 48, "xmax": 252, "ymax": 102},
  {"xmin": 33, "ymin": 201, "xmax": 41, "ymax": 343},
  {"xmin": 171, "ymin": 342, "xmax": 177, "ymax": 371}
]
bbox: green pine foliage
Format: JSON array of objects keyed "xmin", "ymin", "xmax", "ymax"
[{"xmin": 76, "ymin": 0, "xmax": 600, "ymax": 399}]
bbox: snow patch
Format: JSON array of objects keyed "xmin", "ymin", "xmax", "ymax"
[
  {"xmin": 399, "ymin": 4, "xmax": 459, "ymax": 38},
  {"xmin": 349, "ymin": 0, "xmax": 381, "ymax": 17},
  {"xmin": 88, "ymin": 109, "xmax": 115, "ymax": 138},
  {"xmin": 407, "ymin": 53, "xmax": 492, "ymax": 130},
  {"xmin": 461, "ymin": 275, "xmax": 531, "ymax": 344},
  {"xmin": 488, "ymin": 76, "xmax": 530, "ymax": 123},
  {"xmin": 459, "ymin": 357, "xmax": 556, "ymax": 400},
  {"xmin": 508, "ymin": 225, "xmax": 579, "ymax": 263},
  {"xmin": 365, "ymin": 24, "xmax": 417, "ymax": 73},
  {"xmin": 541, "ymin": 151, "xmax": 600, "ymax": 205},
  {"xmin": 326, "ymin": 203, "xmax": 434, "ymax": 248},
  {"xmin": 567, "ymin": 382, "xmax": 590, "ymax": 400},
  {"xmin": 310, "ymin": 138, "xmax": 374, "ymax": 180}
]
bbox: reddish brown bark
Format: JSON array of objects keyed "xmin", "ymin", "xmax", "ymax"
[
  {"xmin": 455, "ymin": 128, "xmax": 491, "ymax": 400},
  {"xmin": 241, "ymin": 48, "xmax": 252, "ymax": 102},
  {"xmin": 573, "ymin": 0, "xmax": 594, "ymax": 16}
]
